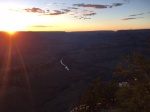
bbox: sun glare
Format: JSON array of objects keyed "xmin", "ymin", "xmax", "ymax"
[
  {"xmin": 7, "ymin": 30, "xmax": 16, "ymax": 35},
  {"xmin": 0, "ymin": 3, "xmax": 27, "ymax": 32},
  {"xmin": 2, "ymin": 24, "xmax": 17, "ymax": 35},
  {"xmin": 3, "ymin": 24, "xmax": 16, "ymax": 34}
]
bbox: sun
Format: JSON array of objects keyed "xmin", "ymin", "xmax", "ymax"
[
  {"xmin": 0, "ymin": 21, "xmax": 24, "ymax": 34},
  {"xmin": 7, "ymin": 30, "xmax": 16, "ymax": 35},
  {"xmin": 2, "ymin": 23, "xmax": 17, "ymax": 35},
  {"xmin": 0, "ymin": 3, "xmax": 26, "ymax": 33},
  {"xmin": 4, "ymin": 24, "xmax": 16, "ymax": 34}
]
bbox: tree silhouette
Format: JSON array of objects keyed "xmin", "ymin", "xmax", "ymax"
[{"xmin": 114, "ymin": 51, "xmax": 150, "ymax": 112}]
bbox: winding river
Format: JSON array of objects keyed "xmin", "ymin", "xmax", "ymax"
[{"xmin": 60, "ymin": 57, "xmax": 69, "ymax": 71}]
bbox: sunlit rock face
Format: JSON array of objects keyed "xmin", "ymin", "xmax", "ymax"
[{"xmin": 0, "ymin": 30, "xmax": 150, "ymax": 112}]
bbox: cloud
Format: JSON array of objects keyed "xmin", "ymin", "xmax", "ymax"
[
  {"xmin": 122, "ymin": 12, "xmax": 145, "ymax": 21},
  {"xmin": 83, "ymin": 12, "xmax": 97, "ymax": 16},
  {"xmin": 73, "ymin": 3, "xmax": 108, "ymax": 9},
  {"xmin": 23, "ymin": 7, "xmax": 66, "ymax": 16},
  {"xmin": 71, "ymin": 2, "xmax": 124, "ymax": 19},
  {"xmin": 129, "ymin": 13, "xmax": 144, "ymax": 16},
  {"xmin": 61, "ymin": 9, "xmax": 71, "ymax": 13},
  {"xmin": 74, "ymin": 16, "xmax": 91, "ymax": 20},
  {"xmin": 68, "ymin": 7, "xmax": 78, "ymax": 10},
  {"xmin": 10, "ymin": 3, "xmax": 100, "ymax": 19},
  {"xmin": 109, "ymin": 3, "xmax": 124, "ymax": 8},
  {"xmin": 27, "ymin": 25, "xmax": 57, "ymax": 28},
  {"xmin": 82, "ymin": 17, "xmax": 91, "ymax": 20},
  {"xmin": 23, "ymin": 7, "xmax": 72, "ymax": 16},
  {"xmin": 31, "ymin": 25, "xmax": 54, "ymax": 27},
  {"xmin": 24, "ymin": 8, "xmax": 44, "ymax": 13},
  {"xmin": 121, "ymin": 17, "xmax": 143, "ymax": 20},
  {"xmin": 72, "ymin": 9, "xmax": 97, "ymax": 19},
  {"xmin": 73, "ymin": 3, "xmax": 125, "ymax": 9},
  {"xmin": 46, "ymin": 10, "xmax": 65, "ymax": 15},
  {"xmin": 47, "ymin": 2, "xmax": 66, "ymax": 6},
  {"xmin": 9, "ymin": 1, "xmax": 126, "ymax": 20},
  {"xmin": 112, "ymin": 3, "xmax": 124, "ymax": 7},
  {"xmin": 122, "ymin": 18, "xmax": 136, "ymax": 20}
]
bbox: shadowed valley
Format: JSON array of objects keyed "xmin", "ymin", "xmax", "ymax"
[{"xmin": 0, "ymin": 30, "xmax": 150, "ymax": 112}]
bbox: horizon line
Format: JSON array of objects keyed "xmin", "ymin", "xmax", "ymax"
[{"xmin": 0, "ymin": 28, "xmax": 150, "ymax": 33}]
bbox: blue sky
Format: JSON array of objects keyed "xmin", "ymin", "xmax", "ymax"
[{"xmin": 0, "ymin": 0, "xmax": 150, "ymax": 31}]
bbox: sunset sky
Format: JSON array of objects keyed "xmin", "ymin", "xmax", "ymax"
[{"xmin": 0, "ymin": 0, "xmax": 150, "ymax": 32}]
